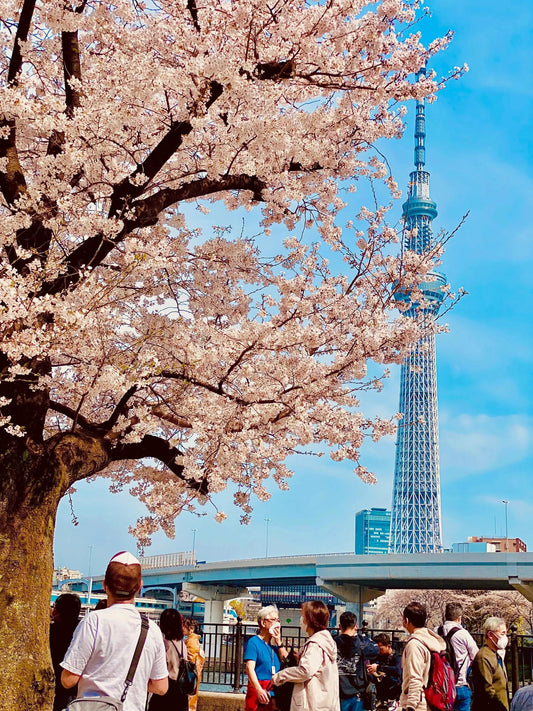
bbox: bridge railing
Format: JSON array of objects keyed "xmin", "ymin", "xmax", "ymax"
[
  {"xmin": 198, "ymin": 622, "xmax": 533, "ymax": 696},
  {"xmin": 139, "ymin": 551, "xmax": 196, "ymax": 569}
]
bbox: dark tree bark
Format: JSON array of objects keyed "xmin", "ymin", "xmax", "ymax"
[{"xmin": 0, "ymin": 425, "xmax": 109, "ymax": 710}]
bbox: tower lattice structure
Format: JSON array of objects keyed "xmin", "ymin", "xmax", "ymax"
[{"xmin": 389, "ymin": 76, "xmax": 446, "ymax": 554}]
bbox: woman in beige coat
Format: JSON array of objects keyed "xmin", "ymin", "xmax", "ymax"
[{"xmin": 272, "ymin": 600, "xmax": 340, "ymax": 711}]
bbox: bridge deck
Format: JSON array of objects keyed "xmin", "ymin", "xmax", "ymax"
[{"xmin": 92, "ymin": 552, "xmax": 533, "ymax": 600}]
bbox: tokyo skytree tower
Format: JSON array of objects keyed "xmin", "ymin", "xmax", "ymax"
[{"xmin": 389, "ymin": 74, "xmax": 446, "ymax": 553}]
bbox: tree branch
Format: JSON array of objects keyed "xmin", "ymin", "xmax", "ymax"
[
  {"xmin": 7, "ymin": 0, "xmax": 36, "ymax": 85},
  {"xmin": 130, "ymin": 173, "xmax": 267, "ymax": 227},
  {"xmin": 48, "ymin": 399, "xmax": 103, "ymax": 434},
  {"xmin": 49, "ymin": 399, "xmax": 206, "ymax": 493},
  {"xmin": 62, "ymin": 29, "xmax": 82, "ymax": 116},
  {"xmin": 37, "ymin": 80, "xmax": 225, "ymax": 292},
  {"xmin": 108, "ymin": 80, "xmax": 224, "ymax": 218},
  {"xmin": 159, "ymin": 368, "xmax": 303, "ymax": 410},
  {"xmin": 47, "ymin": 18, "xmax": 84, "ymax": 154},
  {"xmin": 110, "ymin": 435, "xmax": 209, "ymax": 495},
  {"xmin": 49, "ymin": 386, "xmax": 140, "ymax": 435},
  {"xmin": 38, "ymin": 171, "xmax": 266, "ymax": 296},
  {"xmin": 5, "ymin": 218, "xmax": 53, "ymax": 274},
  {"xmin": 0, "ymin": 0, "xmax": 35, "ymax": 205},
  {"xmin": 102, "ymin": 385, "xmax": 138, "ymax": 430},
  {"xmin": 187, "ymin": 0, "xmax": 200, "ymax": 31},
  {"xmin": 152, "ymin": 407, "xmax": 192, "ymax": 430}
]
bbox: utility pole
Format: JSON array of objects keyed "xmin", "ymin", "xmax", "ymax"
[
  {"xmin": 502, "ymin": 500, "xmax": 509, "ymax": 541},
  {"xmin": 87, "ymin": 545, "xmax": 93, "ymax": 612},
  {"xmin": 265, "ymin": 518, "xmax": 270, "ymax": 558}
]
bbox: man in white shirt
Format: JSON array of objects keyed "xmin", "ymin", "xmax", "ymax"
[
  {"xmin": 61, "ymin": 551, "xmax": 168, "ymax": 711},
  {"xmin": 437, "ymin": 602, "xmax": 479, "ymax": 711}
]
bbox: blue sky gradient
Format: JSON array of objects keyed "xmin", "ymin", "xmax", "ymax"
[{"xmin": 54, "ymin": 0, "xmax": 533, "ymax": 576}]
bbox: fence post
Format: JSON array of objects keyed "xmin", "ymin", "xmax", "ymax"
[
  {"xmin": 233, "ymin": 616, "xmax": 243, "ymax": 692},
  {"xmin": 509, "ymin": 624, "xmax": 519, "ymax": 697}
]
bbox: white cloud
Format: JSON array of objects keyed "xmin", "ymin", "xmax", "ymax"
[
  {"xmin": 439, "ymin": 315, "xmax": 532, "ymax": 374},
  {"xmin": 440, "ymin": 413, "xmax": 532, "ymax": 478}
]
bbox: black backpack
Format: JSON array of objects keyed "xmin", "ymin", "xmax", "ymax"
[{"xmin": 437, "ymin": 625, "xmax": 461, "ymax": 678}]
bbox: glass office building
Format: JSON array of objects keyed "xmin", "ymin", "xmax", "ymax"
[{"xmin": 355, "ymin": 507, "xmax": 391, "ymax": 554}]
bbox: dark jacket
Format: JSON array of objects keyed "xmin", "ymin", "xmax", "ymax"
[
  {"xmin": 335, "ymin": 633, "xmax": 378, "ymax": 699},
  {"xmin": 470, "ymin": 644, "xmax": 509, "ymax": 711},
  {"xmin": 374, "ymin": 651, "xmax": 402, "ymax": 702},
  {"xmin": 50, "ymin": 620, "xmax": 79, "ymax": 711}
]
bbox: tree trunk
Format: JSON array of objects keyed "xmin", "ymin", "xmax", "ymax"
[
  {"xmin": 0, "ymin": 453, "xmax": 59, "ymax": 709},
  {"xmin": 0, "ymin": 433, "xmax": 109, "ymax": 710}
]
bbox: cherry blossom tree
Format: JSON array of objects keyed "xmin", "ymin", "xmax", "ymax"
[
  {"xmin": 373, "ymin": 588, "xmax": 532, "ymax": 633},
  {"xmin": 0, "ymin": 0, "xmax": 462, "ymax": 706}
]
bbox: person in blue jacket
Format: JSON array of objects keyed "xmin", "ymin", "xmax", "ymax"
[{"xmin": 367, "ymin": 633, "xmax": 402, "ymax": 710}]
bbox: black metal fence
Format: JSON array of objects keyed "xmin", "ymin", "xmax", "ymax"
[
  {"xmin": 199, "ymin": 621, "xmax": 533, "ymax": 696},
  {"xmin": 200, "ymin": 622, "xmax": 307, "ymax": 691}
]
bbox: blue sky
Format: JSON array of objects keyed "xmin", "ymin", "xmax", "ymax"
[{"xmin": 54, "ymin": 0, "xmax": 533, "ymax": 577}]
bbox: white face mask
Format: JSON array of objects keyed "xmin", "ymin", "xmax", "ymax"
[
  {"xmin": 300, "ymin": 615, "xmax": 307, "ymax": 633},
  {"xmin": 496, "ymin": 634, "xmax": 508, "ymax": 650},
  {"xmin": 491, "ymin": 632, "xmax": 508, "ymax": 650}
]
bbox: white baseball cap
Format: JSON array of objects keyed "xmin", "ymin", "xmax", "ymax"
[{"xmin": 109, "ymin": 551, "xmax": 141, "ymax": 566}]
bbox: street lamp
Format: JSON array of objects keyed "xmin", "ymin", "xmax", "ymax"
[
  {"xmin": 87, "ymin": 545, "xmax": 93, "ymax": 610},
  {"xmin": 265, "ymin": 518, "xmax": 270, "ymax": 558},
  {"xmin": 502, "ymin": 500, "xmax": 509, "ymax": 541},
  {"xmin": 191, "ymin": 529, "xmax": 197, "ymax": 557}
]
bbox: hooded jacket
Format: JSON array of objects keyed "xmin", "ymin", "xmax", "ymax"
[
  {"xmin": 335, "ymin": 632, "xmax": 379, "ymax": 698},
  {"xmin": 272, "ymin": 630, "xmax": 340, "ymax": 711},
  {"xmin": 400, "ymin": 627, "xmax": 447, "ymax": 711}
]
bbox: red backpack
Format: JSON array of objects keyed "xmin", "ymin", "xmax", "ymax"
[{"xmin": 408, "ymin": 639, "xmax": 456, "ymax": 711}]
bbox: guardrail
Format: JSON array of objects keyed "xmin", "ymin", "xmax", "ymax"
[
  {"xmin": 199, "ymin": 621, "xmax": 533, "ymax": 697},
  {"xmin": 139, "ymin": 551, "xmax": 197, "ymax": 569}
]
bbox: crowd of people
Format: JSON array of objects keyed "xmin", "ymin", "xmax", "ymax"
[
  {"xmin": 244, "ymin": 600, "xmax": 533, "ymax": 711},
  {"xmin": 49, "ymin": 551, "xmax": 205, "ymax": 711},
  {"xmin": 48, "ymin": 553, "xmax": 531, "ymax": 711}
]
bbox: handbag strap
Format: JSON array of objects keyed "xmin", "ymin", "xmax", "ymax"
[
  {"xmin": 171, "ymin": 639, "xmax": 186, "ymax": 659},
  {"xmin": 121, "ymin": 612, "xmax": 150, "ymax": 702}
]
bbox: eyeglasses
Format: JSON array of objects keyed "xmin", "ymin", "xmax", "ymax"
[{"xmin": 264, "ymin": 617, "xmax": 280, "ymax": 623}]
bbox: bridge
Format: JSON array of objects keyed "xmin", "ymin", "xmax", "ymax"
[{"xmin": 92, "ymin": 551, "xmax": 533, "ymax": 623}]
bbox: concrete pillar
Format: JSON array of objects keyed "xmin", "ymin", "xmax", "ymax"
[
  {"xmin": 508, "ymin": 576, "xmax": 533, "ymax": 603},
  {"xmin": 203, "ymin": 598, "xmax": 225, "ymax": 626},
  {"xmin": 181, "ymin": 583, "xmax": 248, "ymax": 600},
  {"xmin": 315, "ymin": 577, "xmax": 385, "ymax": 624},
  {"xmin": 182, "ymin": 583, "xmax": 248, "ymax": 661}
]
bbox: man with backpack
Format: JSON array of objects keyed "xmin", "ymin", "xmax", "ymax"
[
  {"xmin": 399, "ymin": 602, "xmax": 450, "ymax": 711},
  {"xmin": 436, "ymin": 603, "xmax": 479, "ymax": 711}
]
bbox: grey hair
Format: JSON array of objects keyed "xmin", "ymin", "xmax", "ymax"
[
  {"xmin": 257, "ymin": 605, "xmax": 279, "ymax": 623},
  {"xmin": 483, "ymin": 616, "xmax": 506, "ymax": 634}
]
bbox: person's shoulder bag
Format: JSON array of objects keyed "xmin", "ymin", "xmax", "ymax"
[
  {"xmin": 172, "ymin": 640, "xmax": 198, "ymax": 696},
  {"xmin": 63, "ymin": 613, "xmax": 150, "ymax": 711}
]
